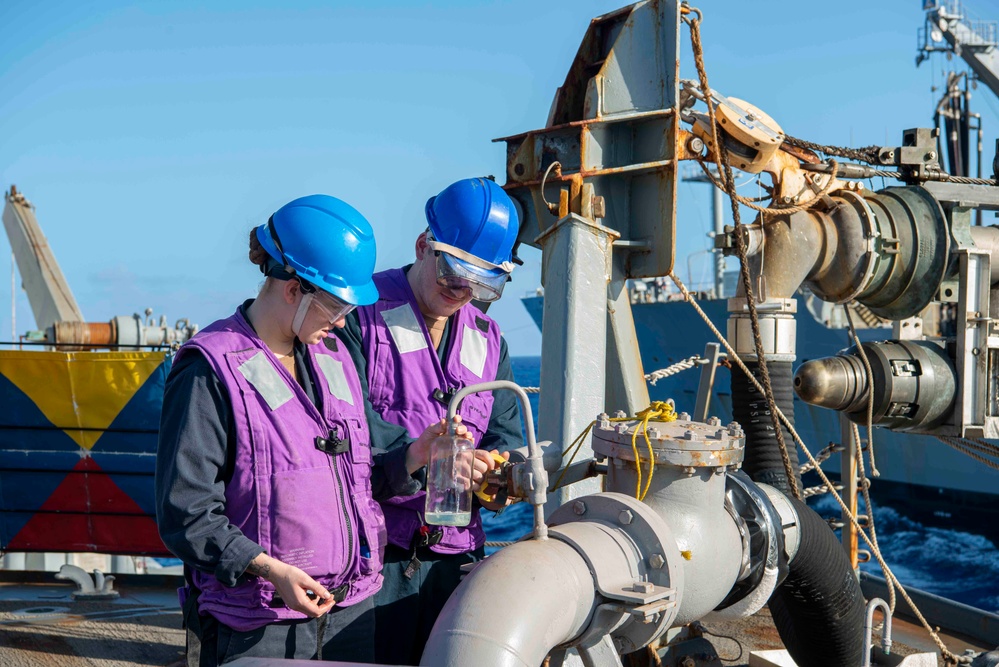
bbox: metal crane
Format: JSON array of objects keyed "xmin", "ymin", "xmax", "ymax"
[
  {"xmin": 918, "ymin": 0, "xmax": 999, "ymax": 96},
  {"xmin": 917, "ymin": 1, "xmax": 999, "ymax": 180}
]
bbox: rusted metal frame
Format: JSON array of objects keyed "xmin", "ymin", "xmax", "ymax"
[
  {"xmin": 493, "ymin": 107, "xmax": 676, "ymax": 145},
  {"xmin": 840, "ymin": 414, "xmax": 860, "ymax": 570},
  {"xmin": 498, "ymin": 110, "xmax": 677, "ymax": 188}
]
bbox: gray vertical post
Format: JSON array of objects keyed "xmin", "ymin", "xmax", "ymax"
[
  {"xmin": 713, "ymin": 181, "xmax": 725, "ymax": 298},
  {"xmin": 605, "ymin": 253, "xmax": 650, "ymax": 416},
  {"xmin": 693, "ymin": 342, "xmax": 721, "ymax": 422},
  {"xmin": 536, "ymin": 213, "xmax": 618, "ymax": 516}
]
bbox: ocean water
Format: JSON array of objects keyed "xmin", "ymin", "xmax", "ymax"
[{"xmin": 481, "ymin": 356, "xmax": 999, "ymax": 614}]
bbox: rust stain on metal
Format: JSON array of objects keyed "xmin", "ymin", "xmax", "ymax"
[{"xmin": 780, "ymin": 142, "xmax": 821, "ymax": 164}]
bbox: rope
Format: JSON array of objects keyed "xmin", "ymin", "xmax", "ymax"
[
  {"xmin": 484, "ymin": 541, "xmax": 516, "ymax": 548},
  {"xmin": 935, "ymin": 173, "xmax": 999, "ymax": 186},
  {"xmin": 782, "ymin": 134, "xmax": 882, "ymax": 165},
  {"xmin": 696, "ymin": 157, "xmax": 841, "ymax": 217},
  {"xmin": 667, "ymin": 268, "xmax": 971, "ymax": 664},
  {"xmin": 646, "ymin": 356, "xmax": 704, "ymax": 385},
  {"xmin": 631, "ymin": 401, "xmax": 678, "ymax": 499},
  {"xmin": 936, "ymin": 436, "xmax": 999, "ymax": 471},
  {"xmin": 844, "ymin": 307, "xmax": 880, "ymax": 477},
  {"xmin": 797, "ymin": 441, "xmax": 841, "ymax": 474},
  {"xmin": 685, "ymin": 10, "xmax": 801, "ymax": 500},
  {"xmin": 551, "ymin": 400, "xmax": 677, "ymax": 501},
  {"xmin": 852, "ymin": 421, "xmax": 893, "ymax": 613},
  {"xmin": 802, "ymin": 483, "xmax": 842, "ymax": 498},
  {"xmin": 519, "ymin": 355, "xmax": 716, "ymax": 394}
]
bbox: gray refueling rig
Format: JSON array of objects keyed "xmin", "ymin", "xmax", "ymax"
[{"xmin": 411, "ymin": 1, "xmax": 999, "ymax": 666}]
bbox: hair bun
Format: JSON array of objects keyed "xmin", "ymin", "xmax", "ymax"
[{"xmin": 249, "ymin": 228, "xmax": 270, "ymax": 267}]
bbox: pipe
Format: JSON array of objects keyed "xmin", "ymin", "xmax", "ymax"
[
  {"xmin": 769, "ymin": 496, "xmax": 865, "ymax": 667},
  {"xmin": 727, "ymin": 305, "xmax": 862, "ymax": 667},
  {"xmin": 741, "ymin": 212, "xmax": 828, "ymax": 300},
  {"xmin": 449, "ymin": 381, "xmax": 548, "ymax": 540},
  {"xmin": 420, "ymin": 538, "xmax": 596, "ymax": 667},
  {"xmin": 742, "ymin": 187, "xmax": 949, "ymax": 320},
  {"xmin": 608, "ymin": 462, "xmax": 743, "ymax": 624},
  {"xmin": 969, "ymin": 225, "xmax": 999, "ymax": 284},
  {"xmin": 862, "ymin": 597, "xmax": 893, "ymax": 667}
]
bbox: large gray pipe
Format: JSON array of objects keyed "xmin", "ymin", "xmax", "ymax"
[
  {"xmin": 420, "ymin": 538, "xmax": 597, "ymax": 667},
  {"xmin": 742, "ymin": 186, "xmax": 948, "ymax": 319}
]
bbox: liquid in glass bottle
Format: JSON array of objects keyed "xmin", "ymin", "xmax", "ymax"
[{"xmin": 424, "ymin": 432, "xmax": 475, "ymax": 526}]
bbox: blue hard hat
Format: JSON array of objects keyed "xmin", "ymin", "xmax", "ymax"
[
  {"xmin": 424, "ymin": 178, "xmax": 520, "ymax": 268},
  {"xmin": 255, "ymin": 194, "xmax": 379, "ymax": 306}
]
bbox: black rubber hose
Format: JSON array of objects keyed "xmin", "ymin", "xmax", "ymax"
[
  {"xmin": 731, "ymin": 360, "xmax": 802, "ymax": 494},
  {"xmin": 732, "ymin": 360, "xmax": 864, "ymax": 665},
  {"xmin": 768, "ymin": 496, "xmax": 865, "ymax": 667}
]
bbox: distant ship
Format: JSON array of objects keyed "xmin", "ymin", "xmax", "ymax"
[{"xmin": 522, "ymin": 281, "xmax": 999, "ymax": 538}]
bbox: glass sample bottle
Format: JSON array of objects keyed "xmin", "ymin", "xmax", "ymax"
[{"xmin": 424, "ymin": 432, "xmax": 475, "ymax": 526}]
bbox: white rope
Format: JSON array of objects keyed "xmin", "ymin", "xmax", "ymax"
[
  {"xmin": 798, "ymin": 442, "xmax": 842, "ymax": 474},
  {"xmin": 520, "ymin": 355, "xmax": 714, "ymax": 394},
  {"xmin": 936, "ymin": 435, "xmax": 999, "ymax": 471},
  {"xmin": 646, "ymin": 355, "xmax": 706, "ymax": 385},
  {"xmin": 802, "ymin": 483, "xmax": 843, "ymax": 498}
]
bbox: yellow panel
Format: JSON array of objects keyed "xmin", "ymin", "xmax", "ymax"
[{"xmin": 0, "ymin": 351, "xmax": 166, "ymax": 449}]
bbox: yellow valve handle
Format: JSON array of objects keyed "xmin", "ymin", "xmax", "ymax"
[{"xmin": 474, "ymin": 450, "xmax": 510, "ymax": 504}]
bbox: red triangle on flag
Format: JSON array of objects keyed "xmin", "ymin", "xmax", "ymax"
[{"xmin": 7, "ymin": 457, "xmax": 170, "ymax": 555}]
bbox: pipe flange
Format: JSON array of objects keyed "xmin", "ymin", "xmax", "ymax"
[
  {"xmin": 815, "ymin": 189, "xmax": 881, "ymax": 305},
  {"xmin": 726, "ymin": 297, "xmax": 797, "ymax": 314},
  {"xmin": 591, "ymin": 417, "xmax": 745, "ymax": 468},
  {"xmin": 712, "ymin": 472, "xmax": 788, "ymax": 615},
  {"xmin": 549, "ymin": 492, "xmax": 683, "ymax": 654}
]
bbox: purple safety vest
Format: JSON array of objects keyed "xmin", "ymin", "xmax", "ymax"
[
  {"xmin": 358, "ymin": 268, "xmax": 502, "ymax": 554},
  {"xmin": 176, "ymin": 308, "xmax": 386, "ymax": 631}
]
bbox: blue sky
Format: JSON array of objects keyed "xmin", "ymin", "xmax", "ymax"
[{"xmin": 2, "ymin": 0, "xmax": 998, "ymax": 355}]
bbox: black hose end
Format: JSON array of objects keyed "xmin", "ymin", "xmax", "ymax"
[{"xmin": 768, "ymin": 497, "xmax": 865, "ymax": 667}]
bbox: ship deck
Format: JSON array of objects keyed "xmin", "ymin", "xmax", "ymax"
[
  {"xmin": 1, "ymin": 570, "xmax": 995, "ymax": 667},
  {"xmin": 0, "ymin": 571, "xmax": 185, "ymax": 667}
]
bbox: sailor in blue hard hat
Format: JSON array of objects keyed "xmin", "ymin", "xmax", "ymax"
[
  {"xmin": 156, "ymin": 194, "xmax": 474, "ymax": 666},
  {"xmin": 335, "ymin": 177, "xmax": 526, "ymax": 666}
]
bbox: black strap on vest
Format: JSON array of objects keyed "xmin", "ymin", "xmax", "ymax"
[{"xmin": 315, "ymin": 431, "xmax": 350, "ymax": 455}]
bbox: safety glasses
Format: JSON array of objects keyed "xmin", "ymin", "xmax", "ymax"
[
  {"xmin": 298, "ymin": 280, "xmax": 355, "ymax": 325},
  {"xmin": 312, "ymin": 289, "xmax": 355, "ymax": 325},
  {"xmin": 434, "ymin": 250, "xmax": 509, "ymax": 302}
]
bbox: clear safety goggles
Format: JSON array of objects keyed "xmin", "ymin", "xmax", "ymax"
[
  {"xmin": 300, "ymin": 280, "xmax": 355, "ymax": 324},
  {"xmin": 434, "ymin": 250, "xmax": 509, "ymax": 302}
]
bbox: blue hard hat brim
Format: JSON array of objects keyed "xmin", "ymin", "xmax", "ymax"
[{"xmin": 319, "ymin": 277, "xmax": 379, "ymax": 307}]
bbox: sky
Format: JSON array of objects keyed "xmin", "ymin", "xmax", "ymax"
[{"xmin": 2, "ymin": 0, "xmax": 999, "ymax": 355}]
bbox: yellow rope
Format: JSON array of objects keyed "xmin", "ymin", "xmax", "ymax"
[
  {"xmin": 551, "ymin": 400, "xmax": 677, "ymax": 501},
  {"xmin": 631, "ymin": 401, "xmax": 677, "ymax": 500}
]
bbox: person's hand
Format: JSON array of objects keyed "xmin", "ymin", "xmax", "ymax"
[
  {"xmin": 471, "ymin": 449, "xmax": 507, "ymax": 492},
  {"xmin": 474, "ymin": 450, "xmax": 511, "ymax": 511},
  {"xmin": 245, "ymin": 553, "xmax": 333, "ymax": 618},
  {"xmin": 406, "ymin": 416, "xmax": 471, "ymax": 474}
]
